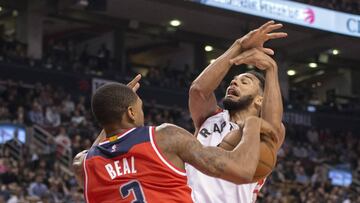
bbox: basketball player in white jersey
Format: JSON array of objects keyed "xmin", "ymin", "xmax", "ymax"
[{"xmin": 186, "ymin": 21, "xmax": 287, "ymax": 203}]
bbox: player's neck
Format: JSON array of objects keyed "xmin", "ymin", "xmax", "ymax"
[
  {"xmin": 104, "ymin": 123, "xmax": 137, "ymax": 138},
  {"xmin": 229, "ymin": 107, "xmax": 259, "ymax": 124}
]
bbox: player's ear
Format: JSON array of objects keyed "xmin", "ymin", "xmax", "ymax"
[
  {"xmin": 126, "ymin": 105, "xmax": 136, "ymax": 122},
  {"xmin": 254, "ymin": 95, "xmax": 263, "ymax": 108}
]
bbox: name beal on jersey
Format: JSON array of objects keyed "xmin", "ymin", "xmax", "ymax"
[{"xmin": 105, "ymin": 156, "xmax": 137, "ymax": 180}]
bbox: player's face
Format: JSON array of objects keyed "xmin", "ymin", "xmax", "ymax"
[
  {"xmin": 133, "ymin": 96, "xmax": 145, "ymax": 126},
  {"xmin": 223, "ymin": 73, "xmax": 261, "ymax": 111}
]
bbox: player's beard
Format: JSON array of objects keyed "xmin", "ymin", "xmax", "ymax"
[{"xmin": 222, "ymin": 95, "xmax": 254, "ymax": 111}]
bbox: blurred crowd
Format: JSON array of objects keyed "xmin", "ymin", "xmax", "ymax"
[
  {"xmin": 2, "ymin": 34, "xmax": 360, "ymax": 115},
  {"xmin": 0, "ymin": 79, "xmax": 192, "ymax": 203},
  {"xmin": 0, "ymin": 28, "xmax": 360, "ymax": 202},
  {"xmin": 259, "ymin": 125, "xmax": 360, "ymax": 203},
  {"xmin": 0, "ymin": 78, "xmax": 359, "ymax": 202},
  {"xmin": 294, "ymin": 0, "xmax": 360, "ymax": 14},
  {"xmin": 0, "ymin": 36, "xmax": 198, "ymax": 91}
]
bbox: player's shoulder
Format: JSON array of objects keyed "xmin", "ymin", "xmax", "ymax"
[
  {"xmin": 156, "ymin": 123, "xmax": 184, "ymax": 133},
  {"xmin": 156, "ymin": 123, "xmax": 191, "ymax": 138},
  {"xmin": 201, "ymin": 109, "xmax": 228, "ymax": 124}
]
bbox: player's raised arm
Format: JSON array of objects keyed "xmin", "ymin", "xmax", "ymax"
[
  {"xmin": 189, "ymin": 21, "xmax": 287, "ymax": 129},
  {"xmin": 156, "ymin": 117, "xmax": 262, "ymax": 184},
  {"xmin": 230, "ymin": 48, "xmax": 285, "ymax": 149}
]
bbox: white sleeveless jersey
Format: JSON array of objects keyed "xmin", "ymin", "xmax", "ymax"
[{"xmin": 186, "ymin": 110, "xmax": 265, "ymax": 203}]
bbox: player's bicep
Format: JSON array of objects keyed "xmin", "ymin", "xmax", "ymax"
[
  {"xmin": 188, "ymin": 87, "xmax": 218, "ymax": 128},
  {"xmin": 275, "ymin": 123, "xmax": 286, "ymax": 150}
]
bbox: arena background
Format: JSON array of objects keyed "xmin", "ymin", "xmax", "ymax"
[{"xmin": 0, "ymin": 0, "xmax": 360, "ymax": 202}]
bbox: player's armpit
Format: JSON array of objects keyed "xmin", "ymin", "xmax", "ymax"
[
  {"xmin": 72, "ymin": 150, "xmax": 88, "ymax": 189},
  {"xmin": 188, "ymin": 86, "xmax": 219, "ymax": 129}
]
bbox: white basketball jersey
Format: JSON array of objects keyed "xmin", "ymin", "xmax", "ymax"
[{"xmin": 186, "ymin": 110, "xmax": 265, "ymax": 203}]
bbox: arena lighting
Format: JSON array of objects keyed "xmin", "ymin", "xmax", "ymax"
[
  {"xmin": 204, "ymin": 45, "xmax": 213, "ymax": 52},
  {"xmin": 210, "ymin": 59, "xmax": 216, "ymax": 64},
  {"xmin": 332, "ymin": 49, "xmax": 340, "ymax": 55},
  {"xmin": 12, "ymin": 10, "xmax": 18, "ymax": 17},
  {"xmin": 169, "ymin": 19, "xmax": 181, "ymax": 27},
  {"xmin": 287, "ymin": 70, "xmax": 296, "ymax": 76},
  {"xmin": 0, "ymin": 6, "xmax": 2, "ymax": 12},
  {"xmin": 78, "ymin": 0, "xmax": 89, "ymax": 6},
  {"xmin": 309, "ymin": 62, "xmax": 318, "ymax": 68},
  {"xmin": 307, "ymin": 105, "xmax": 316, "ymax": 112}
]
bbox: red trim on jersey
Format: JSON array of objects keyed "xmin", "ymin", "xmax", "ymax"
[
  {"xmin": 99, "ymin": 128, "xmax": 135, "ymax": 145},
  {"xmin": 150, "ymin": 126, "xmax": 187, "ymax": 174},
  {"xmin": 253, "ymin": 178, "xmax": 266, "ymax": 194},
  {"xmin": 83, "ymin": 152, "xmax": 89, "ymax": 203}
]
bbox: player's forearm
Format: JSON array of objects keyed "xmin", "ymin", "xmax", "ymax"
[
  {"xmin": 230, "ymin": 117, "xmax": 261, "ymax": 180},
  {"xmin": 262, "ymin": 64, "xmax": 283, "ymax": 133},
  {"xmin": 190, "ymin": 43, "xmax": 240, "ymax": 98}
]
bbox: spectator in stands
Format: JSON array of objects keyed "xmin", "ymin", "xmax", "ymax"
[
  {"xmin": 307, "ymin": 127, "xmax": 319, "ymax": 144},
  {"xmin": 15, "ymin": 106, "xmax": 25, "ymax": 124},
  {"xmin": 55, "ymin": 127, "xmax": 71, "ymax": 155},
  {"xmin": 28, "ymin": 102, "xmax": 44, "ymax": 125},
  {"xmin": 71, "ymin": 110, "xmax": 86, "ymax": 126},
  {"xmin": 28, "ymin": 175, "xmax": 49, "ymax": 198},
  {"xmin": 46, "ymin": 106, "xmax": 61, "ymax": 127},
  {"xmin": 62, "ymin": 94, "xmax": 75, "ymax": 116}
]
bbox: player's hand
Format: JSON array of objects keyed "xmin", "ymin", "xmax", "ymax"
[
  {"xmin": 229, "ymin": 48, "xmax": 276, "ymax": 70},
  {"xmin": 127, "ymin": 74, "xmax": 141, "ymax": 92},
  {"xmin": 236, "ymin": 20, "xmax": 287, "ymax": 55}
]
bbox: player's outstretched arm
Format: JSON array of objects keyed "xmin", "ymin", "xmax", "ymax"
[
  {"xmin": 156, "ymin": 117, "xmax": 262, "ymax": 184},
  {"xmin": 230, "ymin": 48, "xmax": 285, "ymax": 149},
  {"xmin": 189, "ymin": 21, "xmax": 287, "ymax": 129}
]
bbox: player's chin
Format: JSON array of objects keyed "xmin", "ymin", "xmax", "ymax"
[{"xmin": 224, "ymin": 95, "xmax": 238, "ymax": 101}]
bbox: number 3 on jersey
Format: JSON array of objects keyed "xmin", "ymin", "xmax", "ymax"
[{"xmin": 120, "ymin": 180, "xmax": 146, "ymax": 203}]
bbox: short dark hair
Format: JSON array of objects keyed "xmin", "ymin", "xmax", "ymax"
[
  {"xmin": 91, "ymin": 83, "xmax": 137, "ymax": 126},
  {"xmin": 247, "ymin": 70, "xmax": 265, "ymax": 92}
]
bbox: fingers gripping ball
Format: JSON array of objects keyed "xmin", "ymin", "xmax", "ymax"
[{"xmin": 252, "ymin": 133, "xmax": 277, "ymax": 182}]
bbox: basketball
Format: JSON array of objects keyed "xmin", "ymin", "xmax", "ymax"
[{"xmin": 252, "ymin": 133, "xmax": 277, "ymax": 181}]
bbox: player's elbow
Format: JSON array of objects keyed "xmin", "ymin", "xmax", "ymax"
[
  {"xmin": 189, "ymin": 83, "xmax": 209, "ymax": 103},
  {"xmin": 72, "ymin": 157, "xmax": 82, "ymax": 173},
  {"xmin": 72, "ymin": 150, "xmax": 87, "ymax": 172},
  {"xmin": 189, "ymin": 83, "xmax": 202, "ymax": 97},
  {"xmin": 231, "ymin": 166, "xmax": 255, "ymax": 184},
  {"xmin": 240, "ymin": 165, "xmax": 257, "ymax": 182}
]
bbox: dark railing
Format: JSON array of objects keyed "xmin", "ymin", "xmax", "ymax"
[{"xmin": 1, "ymin": 62, "xmax": 359, "ymax": 131}]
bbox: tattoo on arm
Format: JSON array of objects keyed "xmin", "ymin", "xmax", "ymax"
[{"xmin": 157, "ymin": 124, "xmax": 251, "ymax": 183}]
